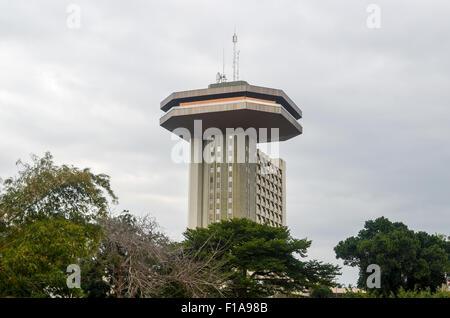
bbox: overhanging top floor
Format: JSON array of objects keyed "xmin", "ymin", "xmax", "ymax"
[{"xmin": 160, "ymin": 81, "xmax": 302, "ymax": 120}]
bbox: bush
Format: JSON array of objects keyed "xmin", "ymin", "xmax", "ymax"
[
  {"xmin": 390, "ymin": 287, "xmax": 450, "ymax": 298},
  {"xmin": 310, "ymin": 285, "xmax": 334, "ymax": 298}
]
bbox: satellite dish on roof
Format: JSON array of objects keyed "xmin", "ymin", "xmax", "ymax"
[{"xmin": 216, "ymin": 71, "xmax": 227, "ymax": 84}]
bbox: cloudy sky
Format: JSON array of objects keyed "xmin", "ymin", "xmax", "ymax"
[{"xmin": 1, "ymin": 0, "xmax": 449, "ymax": 285}]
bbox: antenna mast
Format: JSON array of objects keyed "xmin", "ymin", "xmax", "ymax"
[
  {"xmin": 236, "ymin": 50, "xmax": 240, "ymax": 81},
  {"xmin": 232, "ymin": 32, "xmax": 239, "ymax": 81}
]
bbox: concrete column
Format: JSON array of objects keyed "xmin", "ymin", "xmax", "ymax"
[{"xmin": 187, "ymin": 138, "xmax": 203, "ymax": 229}]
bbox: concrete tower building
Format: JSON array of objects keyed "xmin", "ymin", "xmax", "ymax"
[{"xmin": 160, "ymin": 81, "xmax": 302, "ymax": 229}]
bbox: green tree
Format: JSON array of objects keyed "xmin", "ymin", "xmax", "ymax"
[
  {"xmin": 0, "ymin": 152, "xmax": 117, "ymax": 226},
  {"xmin": 0, "ymin": 152, "xmax": 117, "ymax": 297},
  {"xmin": 310, "ymin": 285, "xmax": 334, "ymax": 298},
  {"xmin": 334, "ymin": 217, "xmax": 449, "ymax": 296},
  {"xmin": 183, "ymin": 218, "xmax": 340, "ymax": 297},
  {"xmin": 0, "ymin": 218, "xmax": 101, "ymax": 297}
]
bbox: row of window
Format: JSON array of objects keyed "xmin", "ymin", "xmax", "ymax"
[
  {"xmin": 256, "ymin": 206, "xmax": 282, "ymax": 221},
  {"xmin": 210, "ymin": 165, "xmax": 234, "ymax": 173},
  {"xmin": 257, "ymin": 196, "xmax": 282, "ymax": 211},
  {"xmin": 257, "ymin": 185, "xmax": 282, "ymax": 203},
  {"xmin": 257, "ymin": 172, "xmax": 282, "ymax": 187},
  {"xmin": 256, "ymin": 214, "xmax": 282, "ymax": 227},
  {"xmin": 227, "ymin": 163, "xmax": 233, "ymax": 219},
  {"xmin": 207, "ymin": 136, "xmax": 254, "ymax": 163},
  {"xmin": 208, "ymin": 163, "xmax": 234, "ymax": 224}
]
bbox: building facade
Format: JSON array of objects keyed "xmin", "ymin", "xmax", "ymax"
[{"xmin": 192, "ymin": 137, "xmax": 286, "ymax": 228}]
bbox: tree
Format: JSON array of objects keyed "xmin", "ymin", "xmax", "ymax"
[
  {"xmin": 0, "ymin": 152, "xmax": 117, "ymax": 227},
  {"xmin": 310, "ymin": 285, "xmax": 334, "ymax": 298},
  {"xmin": 82, "ymin": 212, "xmax": 226, "ymax": 298},
  {"xmin": 182, "ymin": 218, "xmax": 341, "ymax": 297},
  {"xmin": 0, "ymin": 218, "xmax": 100, "ymax": 297},
  {"xmin": 0, "ymin": 152, "xmax": 117, "ymax": 297},
  {"xmin": 334, "ymin": 217, "xmax": 449, "ymax": 296}
]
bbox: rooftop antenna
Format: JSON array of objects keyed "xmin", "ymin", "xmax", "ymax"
[
  {"xmin": 216, "ymin": 48, "xmax": 227, "ymax": 83},
  {"xmin": 236, "ymin": 50, "xmax": 240, "ymax": 81},
  {"xmin": 232, "ymin": 31, "xmax": 239, "ymax": 81}
]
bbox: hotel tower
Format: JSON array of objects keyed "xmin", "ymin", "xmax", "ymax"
[{"xmin": 160, "ymin": 81, "xmax": 302, "ymax": 228}]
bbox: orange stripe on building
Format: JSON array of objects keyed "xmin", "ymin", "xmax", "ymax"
[{"xmin": 179, "ymin": 96, "xmax": 275, "ymax": 107}]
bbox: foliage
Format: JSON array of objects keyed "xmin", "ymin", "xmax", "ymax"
[
  {"xmin": 339, "ymin": 288, "xmax": 450, "ymax": 298},
  {"xmin": 0, "ymin": 153, "xmax": 116, "ymax": 297},
  {"xmin": 310, "ymin": 285, "xmax": 334, "ymax": 298},
  {"xmin": 183, "ymin": 218, "xmax": 341, "ymax": 297},
  {"xmin": 334, "ymin": 217, "xmax": 450, "ymax": 296},
  {"xmin": 0, "ymin": 218, "xmax": 101, "ymax": 297},
  {"xmin": 339, "ymin": 290, "xmax": 377, "ymax": 298},
  {"xmin": 82, "ymin": 212, "xmax": 226, "ymax": 298},
  {"xmin": 391, "ymin": 287, "xmax": 450, "ymax": 298},
  {"xmin": 0, "ymin": 152, "xmax": 117, "ymax": 226}
]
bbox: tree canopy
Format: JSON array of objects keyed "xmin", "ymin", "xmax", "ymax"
[
  {"xmin": 0, "ymin": 152, "xmax": 117, "ymax": 297},
  {"xmin": 183, "ymin": 218, "xmax": 341, "ymax": 297},
  {"xmin": 0, "ymin": 152, "xmax": 117, "ymax": 227},
  {"xmin": 334, "ymin": 217, "xmax": 449, "ymax": 296},
  {"xmin": 0, "ymin": 218, "xmax": 100, "ymax": 297}
]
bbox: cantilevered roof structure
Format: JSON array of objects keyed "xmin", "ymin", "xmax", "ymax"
[{"xmin": 160, "ymin": 81, "xmax": 302, "ymax": 142}]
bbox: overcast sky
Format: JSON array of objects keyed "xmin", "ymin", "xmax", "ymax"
[{"xmin": 1, "ymin": 0, "xmax": 449, "ymax": 286}]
